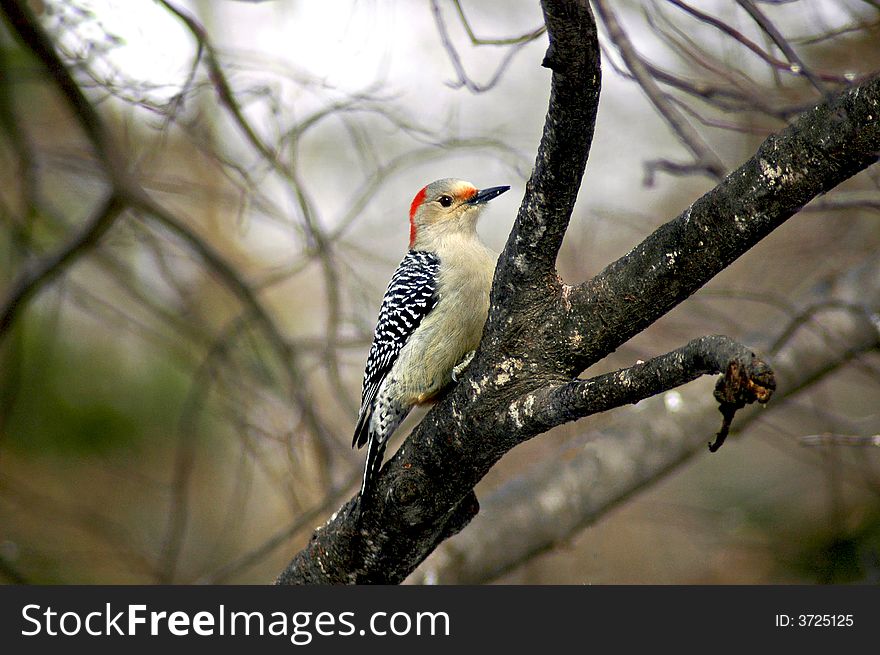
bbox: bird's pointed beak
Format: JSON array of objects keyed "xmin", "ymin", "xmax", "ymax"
[{"xmin": 466, "ymin": 185, "xmax": 510, "ymax": 205}]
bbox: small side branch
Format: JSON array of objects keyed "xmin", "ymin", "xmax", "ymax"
[
  {"xmin": 414, "ymin": 253, "xmax": 880, "ymax": 585},
  {"xmin": 503, "ymin": 335, "xmax": 775, "ymax": 443}
]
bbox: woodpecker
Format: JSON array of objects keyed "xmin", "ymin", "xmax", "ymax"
[{"xmin": 352, "ymin": 178, "xmax": 509, "ymax": 510}]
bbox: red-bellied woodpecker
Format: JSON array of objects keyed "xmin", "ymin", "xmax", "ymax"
[{"xmin": 352, "ymin": 178, "xmax": 509, "ymax": 510}]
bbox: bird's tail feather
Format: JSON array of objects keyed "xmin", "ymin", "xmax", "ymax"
[
  {"xmin": 359, "ymin": 436, "xmax": 387, "ymax": 512},
  {"xmin": 352, "ymin": 407, "xmax": 371, "ymax": 449}
]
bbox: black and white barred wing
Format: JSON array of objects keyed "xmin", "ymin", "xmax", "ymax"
[{"xmin": 352, "ymin": 250, "xmax": 441, "ymax": 449}]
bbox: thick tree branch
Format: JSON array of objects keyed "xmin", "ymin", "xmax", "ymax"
[
  {"xmin": 276, "ymin": 1, "xmax": 880, "ymax": 585},
  {"xmin": 563, "ymin": 73, "xmax": 880, "ymax": 372},
  {"xmin": 277, "ymin": 0, "xmax": 602, "ymax": 585},
  {"xmin": 415, "ymin": 254, "xmax": 880, "ymax": 584},
  {"xmin": 489, "ymin": 0, "xmax": 599, "ymax": 297}
]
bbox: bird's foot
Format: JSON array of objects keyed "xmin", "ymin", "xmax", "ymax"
[{"xmin": 451, "ymin": 350, "xmax": 476, "ymax": 382}]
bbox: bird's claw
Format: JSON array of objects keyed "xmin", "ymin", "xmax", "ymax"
[{"xmin": 451, "ymin": 350, "xmax": 476, "ymax": 382}]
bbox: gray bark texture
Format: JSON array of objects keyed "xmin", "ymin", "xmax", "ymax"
[{"xmin": 275, "ymin": 0, "xmax": 880, "ymax": 584}]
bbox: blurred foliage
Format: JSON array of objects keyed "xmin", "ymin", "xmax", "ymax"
[
  {"xmin": 774, "ymin": 512, "xmax": 880, "ymax": 584},
  {"xmin": 1, "ymin": 312, "xmax": 188, "ymax": 455}
]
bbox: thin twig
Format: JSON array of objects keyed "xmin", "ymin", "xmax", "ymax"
[
  {"xmin": 430, "ymin": 0, "xmax": 531, "ymax": 93},
  {"xmin": 595, "ymin": 0, "xmax": 726, "ymax": 180},
  {"xmin": 735, "ymin": 0, "xmax": 828, "ymax": 94},
  {"xmin": 667, "ymin": 0, "xmax": 854, "ymax": 85},
  {"xmin": 451, "ymin": 0, "xmax": 546, "ymax": 45},
  {"xmin": 0, "ymin": 193, "xmax": 126, "ymax": 340}
]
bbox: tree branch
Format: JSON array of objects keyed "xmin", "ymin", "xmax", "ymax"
[
  {"xmin": 276, "ymin": 0, "xmax": 602, "ymax": 584},
  {"xmin": 489, "ymin": 0, "xmax": 599, "ymax": 294},
  {"xmin": 0, "ymin": 0, "xmax": 126, "ymax": 181},
  {"xmin": 430, "ymin": 0, "xmax": 532, "ymax": 93},
  {"xmin": 0, "ymin": 193, "xmax": 126, "ymax": 339},
  {"xmin": 414, "ymin": 253, "xmax": 880, "ymax": 584},
  {"xmin": 563, "ymin": 73, "xmax": 880, "ymax": 371},
  {"xmin": 594, "ymin": 0, "xmax": 726, "ymax": 180},
  {"xmin": 497, "ymin": 335, "xmax": 773, "ymax": 439},
  {"xmin": 275, "ymin": 1, "xmax": 880, "ymax": 585},
  {"xmin": 734, "ymin": 0, "xmax": 827, "ymax": 95}
]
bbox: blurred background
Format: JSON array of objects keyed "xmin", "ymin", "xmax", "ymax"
[{"xmin": 0, "ymin": 0, "xmax": 879, "ymax": 584}]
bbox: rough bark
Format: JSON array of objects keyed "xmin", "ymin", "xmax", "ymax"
[
  {"xmin": 275, "ymin": 0, "xmax": 879, "ymax": 585},
  {"xmin": 413, "ymin": 254, "xmax": 880, "ymax": 584}
]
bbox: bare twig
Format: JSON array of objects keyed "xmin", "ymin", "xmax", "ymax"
[
  {"xmin": 451, "ymin": 0, "xmax": 546, "ymax": 45},
  {"xmin": 430, "ymin": 0, "xmax": 530, "ymax": 93},
  {"xmin": 0, "ymin": 193, "xmax": 126, "ymax": 340},
  {"xmin": 667, "ymin": 0, "xmax": 853, "ymax": 85},
  {"xmin": 768, "ymin": 300, "xmax": 880, "ymax": 356},
  {"xmin": 595, "ymin": 0, "xmax": 726, "ymax": 180},
  {"xmin": 799, "ymin": 433, "xmax": 880, "ymax": 447},
  {"xmin": 735, "ymin": 0, "xmax": 828, "ymax": 94}
]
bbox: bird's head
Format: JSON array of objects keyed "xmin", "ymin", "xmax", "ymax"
[{"xmin": 408, "ymin": 178, "xmax": 509, "ymax": 250}]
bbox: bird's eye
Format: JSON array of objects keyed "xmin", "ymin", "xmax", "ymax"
[{"xmin": 438, "ymin": 195, "xmax": 453, "ymax": 207}]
